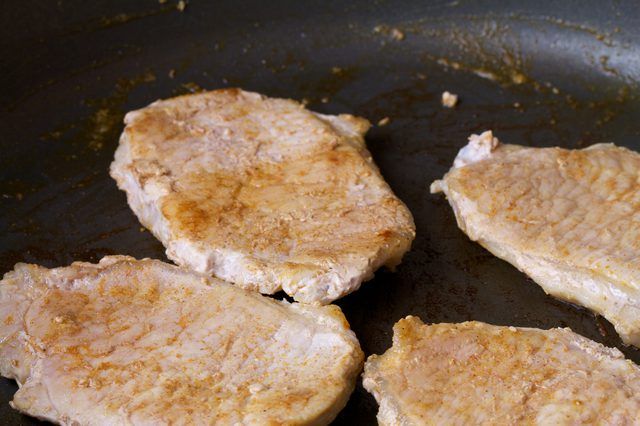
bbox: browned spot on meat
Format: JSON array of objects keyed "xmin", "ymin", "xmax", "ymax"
[
  {"xmin": 326, "ymin": 151, "xmax": 343, "ymax": 166},
  {"xmin": 107, "ymin": 284, "xmax": 137, "ymax": 300},
  {"xmin": 162, "ymin": 198, "xmax": 214, "ymax": 239},
  {"xmin": 377, "ymin": 229, "xmax": 394, "ymax": 240}
]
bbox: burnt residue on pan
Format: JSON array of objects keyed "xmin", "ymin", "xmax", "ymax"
[{"xmin": 3, "ymin": 1, "xmax": 640, "ymax": 425}]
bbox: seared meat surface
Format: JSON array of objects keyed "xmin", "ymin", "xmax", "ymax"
[
  {"xmin": 0, "ymin": 256, "xmax": 363, "ymax": 424},
  {"xmin": 432, "ymin": 131, "xmax": 640, "ymax": 346},
  {"xmin": 364, "ymin": 316, "xmax": 640, "ymax": 425},
  {"xmin": 111, "ymin": 89, "xmax": 415, "ymax": 304}
]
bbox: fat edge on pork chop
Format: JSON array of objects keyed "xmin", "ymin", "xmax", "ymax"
[
  {"xmin": 0, "ymin": 256, "xmax": 364, "ymax": 425},
  {"xmin": 432, "ymin": 131, "xmax": 640, "ymax": 347},
  {"xmin": 110, "ymin": 88, "xmax": 415, "ymax": 305}
]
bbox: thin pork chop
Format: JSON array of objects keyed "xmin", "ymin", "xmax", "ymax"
[
  {"xmin": 432, "ymin": 131, "xmax": 640, "ymax": 346},
  {"xmin": 0, "ymin": 256, "xmax": 363, "ymax": 425},
  {"xmin": 363, "ymin": 316, "xmax": 640, "ymax": 425},
  {"xmin": 110, "ymin": 89, "xmax": 415, "ymax": 304}
]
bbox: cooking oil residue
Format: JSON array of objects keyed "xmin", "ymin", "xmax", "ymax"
[
  {"xmin": 85, "ymin": 71, "xmax": 156, "ymax": 151},
  {"xmin": 366, "ymin": 12, "xmax": 639, "ymax": 99},
  {"xmin": 435, "ymin": 57, "xmax": 531, "ymax": 88},
  {"xmin": 179, "ymin": 82, "xmax": 206, "ymax": 94},
  {"xmin": 373, "ymin": 24, "xmax": 406, "ymax": 42},
  {"xmin": 297, "ymin": 66, "xmax": 360, "ymax": 105},
  {"xmin": 530, "ymin": 16, "xmax": 616, "ymax": 47},
  {"xmin": 43, "ymin": 71, "xmax": 157, "ymax": 153},
  {"xmin": 96, "ymin": 5, "xmax": 175, "ymax": 31}
]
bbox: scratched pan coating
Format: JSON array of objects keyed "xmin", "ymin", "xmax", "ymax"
[{"xmin": 2, "ymin": 1, "xmax": 640, "ymax": 424}]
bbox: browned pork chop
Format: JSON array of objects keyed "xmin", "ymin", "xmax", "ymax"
[
  {"xmin": 0, "ymin": 256, "xmax": 363, "ymax": 424},
  {"xmin": 432, "ymin": 131, "xmax": 640, "ymax": 346},
  {"xmin": 364, "ymin": 316, "xmax": 640, "ymax": 425},
  {"xmin": 110, "ymin": 89, "xmax": 415, "ymax": 304}
]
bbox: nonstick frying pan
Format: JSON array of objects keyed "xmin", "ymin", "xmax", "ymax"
[{"xmin": 2, "ymin": 1, "xmax": 640, "ymax": 424}]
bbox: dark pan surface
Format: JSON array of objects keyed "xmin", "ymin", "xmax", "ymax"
[{"xmin": 3, "ymin": 1, "xmax": 640, "ymax": 424}]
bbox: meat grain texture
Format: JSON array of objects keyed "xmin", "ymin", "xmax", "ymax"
[
  {"xmin": 110, "ymin": 89, "xmax": 415, "ymax": 305},
  {"xmin": 0, "ymin": 256, "xmax": 363, "ymax": 425},
  {"xmin": 432, "ymin": 131, "xmax": 640, "ymax": 346},
  {"xmin": 364, "ymin": 316, "xmax": 640, "ymax": 425}
]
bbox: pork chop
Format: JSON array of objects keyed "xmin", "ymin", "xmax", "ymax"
[
  {"xmin": 110, "ymin": 89, "xmax": 415, "ymax": 305},
  {"xmin": 0, "ymin": 256, "xmax": 363, "ymax": 424},
  {"xmin": 431, "ymin": 131, "xmax": 640, "ymax": 346},
  {"xmin": 363, "ymin": 316, "xmax": 640, "ymax": 425}
]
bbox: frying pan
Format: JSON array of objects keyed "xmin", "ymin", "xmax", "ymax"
[{"xmin": 2, "ymin": 0, "xmax": 640, "ymax": 423}]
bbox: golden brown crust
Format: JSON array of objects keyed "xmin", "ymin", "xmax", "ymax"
[{"xmin": 110, "ymin": 89, "xmax": 415, "ymax": 304}]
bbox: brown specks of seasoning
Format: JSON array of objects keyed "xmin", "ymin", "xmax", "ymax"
[
  {"xmin": 377, "ymin": 117, "xmax": 390, "ymax": 127},
  {"xmin": 437, "ymin": 58, "xmax": 462, "ymax": 70},
  {"xmin": 373, "ymin": 25, "xmax": 405, "ymax": 41},
  {"xmin": 42, "ymin": 130, "xmax": 63, "ymax": 141},
  {"xmin": 390, "ymin": 28, "xmax": 405, "ymax": 41},
  {"xmin": 182, "ymin": 82, "xmax": 205, "ymax": 93},
  {"xmin": 331, "ymin": 67, "xmax": 343, "ymax": 75},
  {"xmin": 321, "ymin": 97, "xmax": 329, "ymax": 104},
  {"xmin": 177, "ymin": 0, "xmax": 187, "ymax": 12},
  {"xmin": 595, "ymin": 315, "xmax": 608, "ymax": 338},
  {"xmin": 141, "ymin": 71, "xmax": 156, "ymax": 83},
  {"xmin": 510, "ymin": 71, "xmax": 527, "ymax": 85},
  {"xmin": 15, "ymin": 193, "xmax": 23, "ymax": 201},
  {"xmin": 441, "ymin": 91, "xmax": 458, "ymax": 108},
  {"xmin": 168, "ymin": 69, "xmax": 176, "ymax": 79},
  {"xmin": 88, "ymin": 108, "xmax": 115, "ymax": 150}
]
